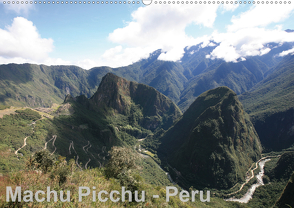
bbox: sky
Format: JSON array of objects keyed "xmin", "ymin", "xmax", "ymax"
[{"xmin": 0, "ymin": 1, "xmax": 294, "ymax": 69}]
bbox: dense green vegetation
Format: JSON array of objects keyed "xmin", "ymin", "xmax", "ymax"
[
  {"xmin": 90, "ymin": 73, "xmax": 182, "ymax": 132},
  {"xmin": 1, "ymin": 54, "xmax": 294, "ymax": 207},
  {"xmin": 2, "ymin": 145, "xmax": 290, "ymax": 207},
  {"xmin": 143, "ymin": 87, "xmax": 262, "ymax": 190},
  {"xmin": 0, "ymin": 146, "xmax": 262, "ymax": 208},
  {"xmin": 240, "ymin": 55, "xmax": 294, "ymax": 119},
  {"xmin": 0, "ymin": 108, "xmax": 42, "ymax": 173},
  {"xmin": 274, "ymin": 172, "xmax": 294, "ymax": 208},
  {"xmin": 2, "ymin": 43, "xmax": 293, "ymax": 113},
  {"xmin": 178, "ymin": 58, "xmax": 267, "ymax": 111},
  {"xmin": 239, "ymin": 55, "xmax": 294, "ymax": 151}
]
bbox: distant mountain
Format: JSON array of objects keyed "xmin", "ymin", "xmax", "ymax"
[
  {"xmin": 178, "ymin": 57, "xmax": 268, "ymax": 111},
  {"xmin": 153, "ymin": 87, "xmax": 262, "ymax": 189},
  {"xmin": 0, "ymin": 57, "xmax": 187, "ymax": 108},
  {"xmin": 239, "ymin": 55, "xmax": 294, "ymax": 151},
  {"xmin": 0, "ymin": 64, "xmax": 92, "ymax": 107},
  {"xmin": 2, "ymin": 42, "xmax": 293, "ymax": 112}
]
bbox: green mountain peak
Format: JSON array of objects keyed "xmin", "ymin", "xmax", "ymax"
[
  {"xmin": 90, "ymin": 73, "xmax": 182, "ymax": 131},
  {"xmin": 158, "ymin": 86, "xmax": 262, "ymax": 189}
]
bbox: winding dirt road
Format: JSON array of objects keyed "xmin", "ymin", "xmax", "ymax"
[
  {"xmin": 14, "ymin": 137, "xmax": 28, "ymax": 156},
  {"xmin": 14, "ymin": 119, "xmax": 42, "ymax": 157},
  {"xmin": 50, "ymin": 135, "xmax": 57, "ymax": 155}
]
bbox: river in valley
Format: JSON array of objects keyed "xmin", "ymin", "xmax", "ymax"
[{"xmin": 225, "ymin": 158, "xmax": 271, "ymax": 203}]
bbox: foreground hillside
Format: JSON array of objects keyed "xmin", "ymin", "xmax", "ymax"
[{"xmin": 1, "ymin": 146, "xmax": 248, "ymax": 208}]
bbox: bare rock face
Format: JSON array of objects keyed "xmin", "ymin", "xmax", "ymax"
[{"xmin": 91, "ymin": 73, "xmax": 132, "ymax": 114}]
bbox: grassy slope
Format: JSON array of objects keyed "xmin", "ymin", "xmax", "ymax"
[
  {"xmin": 0, "ymin": 64, "xmax": 93, "ymax": 107},
  {"xmin": 0, "ymin": 163, "xmax": 244, "ymax": 208}
]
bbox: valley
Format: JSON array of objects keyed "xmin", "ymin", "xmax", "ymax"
[{"xmin": 0, "ymin": 43, "xmax": 294, "ymax": 207}]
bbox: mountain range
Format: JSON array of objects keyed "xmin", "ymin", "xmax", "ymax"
[
  {"xmin": 1, "ymin": 41, "xmax": 293, "ymax": 111},
  {"xmin": 1, "ymin": 40, "xmax": 294, "ymax": 152},
  {"xmin": 1, "ymin": 38, "xmax": 294, "ymax": 207}
]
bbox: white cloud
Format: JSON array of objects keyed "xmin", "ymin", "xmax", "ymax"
[
  {"xmin": 0, "ymin": 17, "xmax": 97, "ymax": 69},
  {"xmin": 0, "ymin": 17, "xmax": 54, "ymax": 62},
  {"xmin": 102, "ymin": 45, "xmax": 123, "ymax": 59},
  {"xmin": 158, "ymin": 47, "xmax": 185, "ymax": 62},
  {"xmin": 220, "ymin": 3, "xmax": 239, "ymax": 13},
  {"xmin": 205, "ymin": 3, "xmax": 294, "ymax": 62},
  {"xmin": 3, "ymin": 4, "xmax": 35, "ymax": 15},
  {"xmin": 208, "ymin": 28, "xmax": 294, "ymax": 62},
  {"xmin": 227, "ymin": 3, "xmax": 294, "ymax": 32},
  {"xmin": 279, "ymin": 47, "xmax": 294, "ymax": 56},
  {"xmin": 108, "ymin": 4, "xmax": 219, "ymax": 63},
  {"xmin": 105, "ymin": 3, "xmax": 294, "ymax": 66},
  {"xmin": 0, "ymin": 56, "xmax": 71, "ymax": 66},
  {"xmin": 101, "ymin": 46, "xmax": 153, "ymax": 67},
  {"xmin": 72, "ymin": 59, "xmax": 99, "ymax": 69},
  {"xmin": 209, "ymin": 42, "xmax": 240, "ymax": 62},
  {"xmin": 260, "ymin": 48, "xmax": 271, "ymax": 56},
  {"xmin": 2, "ymin": 3, "xmax": 294, "ymax": 70}
]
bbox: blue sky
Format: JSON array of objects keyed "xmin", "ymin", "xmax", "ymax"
[{"xmin": 0, "ymin": 1, "xmax": 294, "ymax": 69}]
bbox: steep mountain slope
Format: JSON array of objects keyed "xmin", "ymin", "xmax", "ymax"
[
  {"xmin": 180, "ymin": 43, "xmax": 221, "ymax": 78},
  {"xmin": 156, "ymin": 87, "xmax": 262, "ymax": 189},
  {"xmin": 275, "ymin": 171, "xmax": 294, "ymax": 208},
  {"xmin": 0, "ymin": 64, "xmax": 100, "ymax": 107},
  {"xmin": 90, "ymin": 73, "xmax": 182, "ymax": 131},
  {"xmin": 239, "ymin": 54, "xmax": 294, "ymax": 150},
  {"xmin": 267, "ymin": 152, "xmax": 294, "ymax": 182},
  {"xmin": 254, "ymin": 42, "xmax": 294, "ymax": 69},
  {"xmin": 178, "ymin": 58, "xmax": 269, "ymax": 111},
  {"xmin": 140, "ymin": 61, "xmax": 187, "ymax": 103}
]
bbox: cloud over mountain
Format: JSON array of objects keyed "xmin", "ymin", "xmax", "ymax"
[
  {"xmin": 107, "ymin": 4, "xmax": 218, "ymax": 62},
  {"xmin": 208, "ymin": 28, "xmax": 294, "ymax": 62}
]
